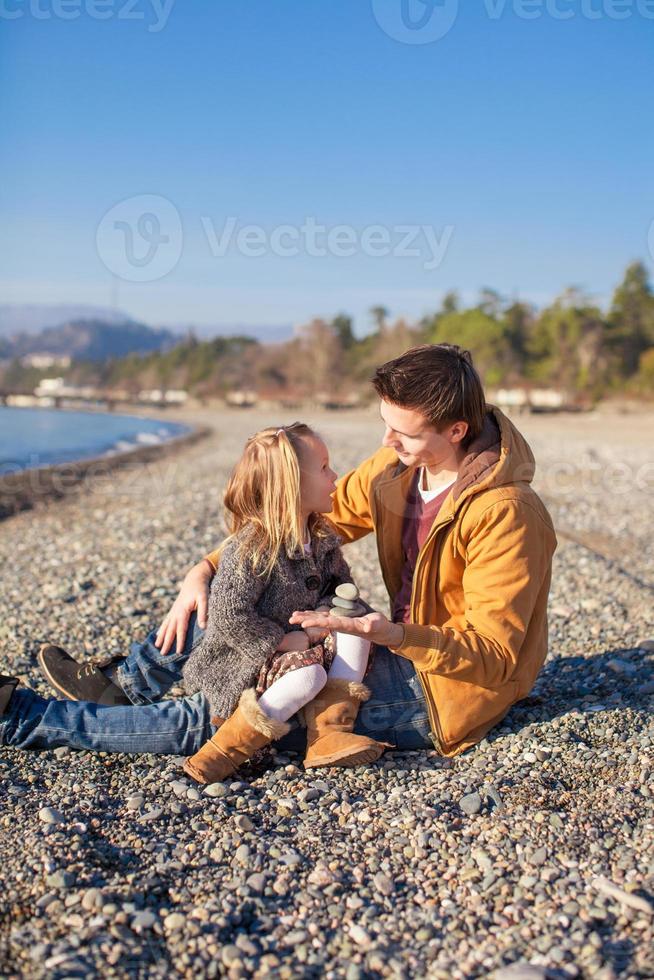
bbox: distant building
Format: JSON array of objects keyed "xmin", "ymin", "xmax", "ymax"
[
  {"xmin": 494, "ymin": 388, "xmax": 530, "ymax": 410},
  {"xmin": 137, "ymin": 389, "xmax": 189, "ymax": 405},
  {"xmin": 491, "ymin": 386, "xmax": 566, "ymax": 413},
  {"xmin": 225, "ymin": 390, "xmax": 258, "ymax": 407},
  {"xmin": 529, "ymin": 388, "xmax": 565, "ymax": 410},
  {"xmin": 33, "ymin": 378, "xmax": 97, "ymax": 400},
  {"xmin": 6, "ymin": 394, "xmax": 53, "ymax": 408},
  {"xmin": 34, "ymin": 377, "xmax": 66, "ymax": 394},
  {"xmin": 20, "ymin": 353, "xmax": 72, "ymax": 370},
  {"xmin": 163, "ymin": 389, "xmax": 188, "ymax": 404}
]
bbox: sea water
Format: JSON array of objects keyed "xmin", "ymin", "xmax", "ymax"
[{"xmin": 0, "ymin": 406, "xmax": 189, "ymax": 471}]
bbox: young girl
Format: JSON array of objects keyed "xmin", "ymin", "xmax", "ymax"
[{"xmin": 180, "ymin": 422, "xmax": 391, "ymax": 784}]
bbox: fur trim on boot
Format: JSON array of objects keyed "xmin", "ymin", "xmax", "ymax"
[
  {"xmin": 184, "ymin": 688, "xmax": 290, "ymax": 784},
  {"xmin": 238, "ymin": 687, "xmax": 291, "ymax": 741},
  {"xmin": 303, "ymin": 677, "xmax": 393, "ymax": 769}
]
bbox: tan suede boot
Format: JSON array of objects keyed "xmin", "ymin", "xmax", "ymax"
[
  {"xmin": 303, "ymin": 678, "xmax": 393, "ymax": 769},
  {"xmin": 183, "ymin": 689, "xmax": 290, "ymax": 784}
]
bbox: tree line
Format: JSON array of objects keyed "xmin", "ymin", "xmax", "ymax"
[{"xmin": 3, "ymin": 261, "xmax": 653, "ymax": 403}]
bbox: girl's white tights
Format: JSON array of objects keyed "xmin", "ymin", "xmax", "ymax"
[
  {"xmin": 256, "ymin": 632, "xmax": 372, "ymax": 723},
  {"xmin": 257, "ymin": 663, "xmax": 327, "ymax": 723},
  {"xmin": 327, "ymin": 631, "xmax": 371, "ymax": 683}
]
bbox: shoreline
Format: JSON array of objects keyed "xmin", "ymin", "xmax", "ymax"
[{"xmin": 0, "ymin": 420, "xmax": 211, "ymax": 521}]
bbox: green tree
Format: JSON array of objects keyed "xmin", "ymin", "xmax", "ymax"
[
  {"xmin": 331, "ymin": 313, "xmax": 355, "ymax": 350},
  {"xmin": 370, "ymin": 305, "xmax": 389, "ymax": 335},
  {"xmin": 428, "ymin": 308, "xmax": 513, "ymax": 386},
  {"xmin": 607, "ymin": 261, "xmax": 654, "ymax": 377},
  {"xmin": 477, "ymin": 288, "xmax": 504, "ymax": 319},
  {"xmin": 527, "ymin": 290, "xmax": 608, "ymax": 393},
  {"xmin": 441, "ymin": 290, "xmax": 459, "ymax": 315},
  {"xmin": 504, "ymin": 300, "xmax": 534, "ymax": 373}
]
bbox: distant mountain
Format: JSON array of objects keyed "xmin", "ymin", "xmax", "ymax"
[
  {"xmin": 0, "ymin": 304, "xmax": 132, "ymax": 337},
  {"xmin": 0, "ymin": 305, "xmax": 295, "ymax": 346},
  {"xmin": 4, "ymin": 319, "xmax": 177, "ymax": 362},
  {"xmin": 163, "ymin": 322, "xmax": 294, "ymax": 344}
]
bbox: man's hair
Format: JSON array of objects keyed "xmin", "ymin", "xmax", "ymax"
[{"xmin": 371, "ymin": 344, "xmax": 486, "ymax": 448}]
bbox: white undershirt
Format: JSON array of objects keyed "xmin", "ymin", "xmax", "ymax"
[{"xmin": 418, "ymin": 468, "xmax": 456, "ymax": 502}]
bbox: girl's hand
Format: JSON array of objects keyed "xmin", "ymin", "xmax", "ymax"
[
  {"xmin": 276, "ymin": 630, "xmax": 311, "ymax": 653},
  {"xmin": 289, "ymin": 609, "xmax": 405, "ymax": 649},
  {"xmin": 303, "ymin": 607, "xmax": 331, "ymax": 644},
  {"xmin": 304, "ymin": 625, "xmax": 330, "ymax": 644}
]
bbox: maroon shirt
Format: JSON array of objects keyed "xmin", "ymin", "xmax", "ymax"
[{"xmin": 391, "ymin": 472, "xmax": 453, "ymax": 625}]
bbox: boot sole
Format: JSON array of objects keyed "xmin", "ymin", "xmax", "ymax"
[
  {"xmin": 183, "ymin": 757, "xmax": 210, "ymax": 784},
  {"xmin": 37, "ymin": 645, "xmax": 80, "ymax": 701},
  {"xmin": 183, "ymin": 751, "xmax": 238, "ymax": 785},
  {"xmin": 304, "ymin": 742, "xmax": 392, "ymax": 769}
]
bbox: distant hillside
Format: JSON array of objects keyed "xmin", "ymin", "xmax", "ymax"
[
  {"xmin": 163, "ymin": 322, "xmax": 294, "ymax": 344},
  {"xmin": 0, "ymin": 304, "xmax": 132, "ymax": 337},
  {"xmin": 4, "ymin": 319, "xmax": 177, "ymax": 362}
]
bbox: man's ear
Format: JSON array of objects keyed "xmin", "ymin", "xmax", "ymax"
[{"xmin": 449, "ymin": 421, "xmax": 469, "ymax": 446}]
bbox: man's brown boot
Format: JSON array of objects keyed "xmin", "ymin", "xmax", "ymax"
[
  {"xmin": 183, "ymin": 688, "xmax": 290, "ymax": 784},
  {"xmin": 303, "ymin": 678, "xmax": 393, "ymax": 769}
]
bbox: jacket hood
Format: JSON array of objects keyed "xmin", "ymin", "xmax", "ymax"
[{"xmin": 452, "ymin": 405, "xmax": 535, "ymax": 504}]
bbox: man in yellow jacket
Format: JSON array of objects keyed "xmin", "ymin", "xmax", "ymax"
[
  {"xmin": 32, "ymin": 343, "xmax": 556, "ymax": 758},
  {"xmin": 289, "ymin": 344, "xmax": 557, "ymax": 755}
]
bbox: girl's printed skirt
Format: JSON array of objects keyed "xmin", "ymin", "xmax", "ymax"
[{"xmin": 256, "ymin": 632, "xmax": 373, "ymax": 695}]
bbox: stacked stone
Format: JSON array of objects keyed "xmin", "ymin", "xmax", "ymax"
[{"xmin": 331, "ymin": 582, "xmax": 365, "ymax": 618}]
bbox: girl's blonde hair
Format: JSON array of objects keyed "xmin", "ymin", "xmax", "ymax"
[{"xmin": 216, "ymin": 422, "xmax": 331, "ymax": 580}]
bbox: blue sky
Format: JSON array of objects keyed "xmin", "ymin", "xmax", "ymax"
[{"xmin": 1, "ymin": 0, "xmax": 653, "ymax": 336}]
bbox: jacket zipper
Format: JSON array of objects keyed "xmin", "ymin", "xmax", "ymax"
[
  {"xmin": 409, "ymin": 516, "xmax": 454, "ymax": 753},
  {"xmin": 371, "ymin": 470, "xmax": 452, "ymax": 754}
]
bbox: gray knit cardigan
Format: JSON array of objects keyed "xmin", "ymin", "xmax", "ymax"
[{"xmin": 182, "ymin": 524, "xmax": 354, "ymax": 719}]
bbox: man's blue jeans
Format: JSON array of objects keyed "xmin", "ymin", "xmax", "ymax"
[{"xmin": 0, "ymin": 614, "xmax": 432, "ymax": 755}]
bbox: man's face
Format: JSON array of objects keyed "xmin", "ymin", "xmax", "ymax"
[{"xmin": 379, "ymin": 399, "xmax": 467, "ymax": 469}]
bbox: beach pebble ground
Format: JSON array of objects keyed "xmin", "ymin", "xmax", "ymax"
[{"xmin": 0, "ymin": 406, "xmax": 652, "ymax": 979}]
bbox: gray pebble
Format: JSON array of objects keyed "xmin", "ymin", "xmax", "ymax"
[
  {"xmin": 493, "ymin": 965, "xmax": 548, "ymax": 980},
  {"xmin": 459, "ymin": 791, "xmax": 482, "ymax": 815},
  {"xmin": 332, "ymin": 596, "xmax": 358, "ymax": 610},
  {"xmin": 46, "ymin": 870, "xmax": 75, "ymax": 890},
  {"xmin": 349, "ymin": 924, "xmax": 372, "ymax": 948},
  {"xmin": 38, "ymin": 807, "xmax": 64, "ymax": 825},
  {"xmin": 372, "ymin": 871, "xmax": 395, "ymax": 896},
  {"xmin": 163, "ymin": 912, "xmax": 186, "ymax": 931},
  {"xmin": 169, "ymin": 780, "xmax": 188, "ymax": 797},
  {"xmin": 204, "ymin": 782, "xmax": 229, "ymax": 798},
  {"xmin": 131, "ymin": 910, "xmax": 156, "ymax": 930}
]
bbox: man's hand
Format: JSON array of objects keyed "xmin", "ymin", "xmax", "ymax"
[
  {"xmin": 155, "ymin": 559, "xmax": 214, "ymax": 655},
  {"xmin": 289, "ymin": 609, "xmax": 405, "ymax": 649},
  {"xmin": 276, "ymin": 630, "xmax": 311, "ymax": 653}
]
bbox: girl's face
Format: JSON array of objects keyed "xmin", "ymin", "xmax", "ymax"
[{"xmin": 298, "ymin": 435, "xmax": 338, "ymax": 517}]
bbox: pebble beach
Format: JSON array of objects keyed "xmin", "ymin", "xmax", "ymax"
[{"xmin": 0, "ymin": 405, "xmax": 652, "ymax": 980}]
